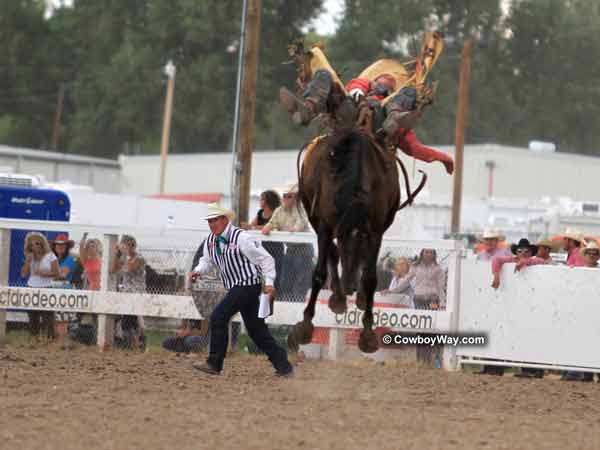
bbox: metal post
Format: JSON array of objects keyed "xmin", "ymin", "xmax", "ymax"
[
  {"xmin": 159, "ymin": 61, "xmax": 176, "ymax": 195},
  {"xmin": 450, "ymin": 40, "xmax": 472, "ymax": 235}
]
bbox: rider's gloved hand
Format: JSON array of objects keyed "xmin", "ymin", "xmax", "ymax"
[{"xmin": 349, "ymin": 88, "xmax": 365, "ymax": 103}]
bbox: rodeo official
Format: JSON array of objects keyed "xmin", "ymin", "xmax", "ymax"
[{"xmin": 189, "ymin": 203, "xmax": 294, "ymax": 377}]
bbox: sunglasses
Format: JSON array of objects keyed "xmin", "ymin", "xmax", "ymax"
[
  {"xmin": 516, "ymin": 248, "xmax": 531, "ymax": 254},
  {"xmin": 283, "ymin": 193, "xmax": 295, "ymax": 199},
  {"xmin": 207, "ymin": 216, "xmax": 224, "ymax": 224},
  {"xmin": 585, "ymin": 251, "xmax": 600, "ymax": 257}
]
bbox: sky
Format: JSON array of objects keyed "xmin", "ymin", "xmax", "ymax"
[{"xmin": 308, "ymin": 0, "xmax": 345, "ymax": 35}]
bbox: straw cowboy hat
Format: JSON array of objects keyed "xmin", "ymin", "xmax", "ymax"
[
  {"xmin": 202, "ymin": 203, "xmax": 235, "ymax": 221},
  {"xmin": 510, "ymin": 238, "xmax": 538, "ymax": 256},
  {"xmin": 480, "ymin": 227, "xmax": 505, "ymax": 241},
  {"xmin": 50, "ymin": 233, "xmax": 75, "ymax": 249},
  {"xmin": 561, "ymin": 228, "xmax": 584, "ymax": 243},
  {"xmin": 536, "ymin": 238, "xmax": 559, "ymax": 252},
  {"xmin": 580, "ymin": 240, "xmax": 600, "ymax": 256}
]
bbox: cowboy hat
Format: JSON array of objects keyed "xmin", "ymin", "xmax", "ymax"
[
  {"xmin": 480, "ymin": 227, "xmax": 505, "ymax": 241},
  {"xmin": 510, "ymin": 238, "xmax": 538, "ymax": 256},
  {"xmin": 536, "ymin": 238, "xmax": 559, "ymax": 252},
  {"xmin": 561, "ymin": 228, "xmax": 584, "ymax": 243},
  {"xmin": 580, "ymin": 240, "xmax": 600, "ymax": 256},
  {"xmin": 202, "ymin": 203, "xmax": 235, "ymax": 221},
  {"xmin": 50, "ymin": 233, "xmax": 74, "ymax": 249}
]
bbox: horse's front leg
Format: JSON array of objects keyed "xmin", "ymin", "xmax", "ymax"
[
  {"xmin": 327, "ymin": 243, "xmax": 347, "ymax": 314},
  {"xmin": 358, "ymin": 236, "xmax": 382, "ymax": 354},
  {"xmin": 288, "ymin": 224, "xmax": 332, "ymax": 350}
]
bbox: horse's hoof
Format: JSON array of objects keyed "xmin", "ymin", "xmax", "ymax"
[
  {"xmin": 293, "ymin": 321, "xmax": 314, "ymax": 345},
  {"xmin": 287, "ymin": 332, "xmax": 299, "ymax": 352},
  {"xmin": 358, "ymin": 329, "xmax": 379, "ymax": 353},
  {"xmin": 356, "ymin": 292, "xmax": 367, "ymax": 311},
  {"xmin": 328, "ymin": 292, "xmax": 347, "ymax": 314}
]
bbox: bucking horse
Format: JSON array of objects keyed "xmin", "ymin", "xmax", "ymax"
[{"xmin": 288, "ymin": 129, "xmax": 426, "ymax": 353}]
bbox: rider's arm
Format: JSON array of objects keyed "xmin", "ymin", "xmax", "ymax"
[
  {"xmin": 346, "ymin": 78, "xmax": 372, "ymax": 97},
  {"xmin": 397, "ymin": 130, "xmax": 454, "ymax": 174}
]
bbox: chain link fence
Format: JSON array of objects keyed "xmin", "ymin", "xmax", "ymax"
[{"xmin": 3, "ymin": 226, "xmax": 456, "ymax": 367}]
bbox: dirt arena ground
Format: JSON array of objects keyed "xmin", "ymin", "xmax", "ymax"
[{"xmin": 2, "ymin": 343, "xmax": 600, "ymax": 450}]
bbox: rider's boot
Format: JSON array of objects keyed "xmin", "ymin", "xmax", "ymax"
[
  {"xmin": 280, "ymin": 69, "xmax": 333, "ymax": 126},
  {"xmin": 382, "ymin": 86, "xmax": 420, "ymax": 136},
  {"xmin": 279, "ymin": 87, "xmax": 320, "ymax": 125}
]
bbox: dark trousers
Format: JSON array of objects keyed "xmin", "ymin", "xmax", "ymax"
[
  {"xmin": 28, "ymin": 311, "xmax": 55, "ymax": 339},
  {"xmin": 207, "ymin": 284, "xmax": 292, "ymax": 374}
]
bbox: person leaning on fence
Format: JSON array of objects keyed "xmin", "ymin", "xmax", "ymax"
[
  {"xmin": 491, "ymin": 238, "xmax": 542, "ymax": 290},
  {"xmin": 20, "ymin": 232, "xmax": 60, "ymax": 340},
  {"xmin": 110, "ymin": 234, "xmax": 146, "ymax": 351},
  {"xmin": 561, "ymin": 228, "xmax": 586, "ymax": 267},
  {"xmin": 248, "ymin": 189, "xmax": 285, "ymax": 294},
  {"xmin": 476, "ymin": 228, "xmax": 512, "ymax": 262},
  {"xmin": 581, "ymin": 240, "xmax": 600, "ymax": 268},
  {"xmin": 190, "ymin": 203, "xmax": 293, "ymax": 377},
  {"xmin": 380, "ymin": 257, "xmax": 415, "ymax": 308},
  {"xmin": 262, "ymin": 185, "xmax": 313, "ymax": 303}
]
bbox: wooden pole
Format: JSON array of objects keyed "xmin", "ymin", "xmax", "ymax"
[
  {"xmin": 159, "ymin": 61, "xmax": 176, "ymax": 195},
  {"xmin": 450, "ymin": 40, "xmax": 472, "ymax": 235},
  {"xmin": 233, "ymin": 0, "xmax": 261, "ymax": 225},
  {"xmin": 51, "ymin": 83, "xmax": 65, "ymax": 150}
]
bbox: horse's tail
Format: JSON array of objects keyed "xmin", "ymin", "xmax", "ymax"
[{"xmin": 331, "ymin": 132, "xmax": 369, "ymax": 238}]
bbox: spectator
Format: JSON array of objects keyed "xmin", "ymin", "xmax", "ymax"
[
  {"xmin": 110, "ymin": 235, "xmax": 146, "ymax": 350},
  {"xmin": 476, "ymin": 228, "xmax": 511, "ymax": 261},
  {"xmin": 491, "ymin": 238, "xmax": 539, "ymax": 289},
  {"xmin": 79, "ymin": 233, "xmax": 103, "ymax": 290},
  {"xmin": 562, "ymin": 228, "xmax": 585, "ymax": 267},
  {"xmin": 20, "ymin": 232, "xmax": 60, "ymax": 340},
  {"xmin": 249, "ymin": 190, "xmax": 285, "ymax": 294},
  {"xmin": 50, "ymin": 234, "xmax": 76, "ymax": 288},
  {"xmin": 380, "ymin": 257, "xmax": 415, "ymax": 308},
  {"xmin": 262, "ymin": 184, "xmax": 313, "ymax": 302},
  {"xmin": 392, "ymin": 248, "xmax": 445, "ymax": 364},
  {"xmin": 581, "ymin": 240, "xmax": 600, "ymax": 268},
  {"xmin": 249, "ymin": 190, "xmax": 281, "ymax": 230},
  {"xmin": 162, "ymin": 319, "xmax": 209, "ymax": 353}
]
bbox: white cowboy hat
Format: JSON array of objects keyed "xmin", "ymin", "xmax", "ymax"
[
  {"xmin": 562, "ymin": 228, "xmax": 584, "ymax": 243},
  {"xmin": 202, "ymin": 203, "xmax": 235, "ymax": 221},
  {"xmin": 480, "ymin": 227, "xmax": 505, "ymax": 241},
  {"xmin": 580, "ymin": 240, "xmax": 600, "ymax": 256}
]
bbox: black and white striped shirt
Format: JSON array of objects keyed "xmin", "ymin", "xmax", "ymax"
[{"xmin": 193, "ymin": 223, "xmax": 276, "ymax": 290}]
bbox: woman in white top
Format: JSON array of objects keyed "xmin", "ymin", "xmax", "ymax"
[{"xmin": 20, "ymin": 232, "xmax": 60, "ymax": 339}]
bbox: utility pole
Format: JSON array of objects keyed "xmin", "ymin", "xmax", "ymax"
[
  {"xmin": 232, "ymin": 0, "xmax": 261, "ymax": 225},
  {"xmin": 450, "ymin": 40, "xmax": 472, "ymax": 235},
  {"xmin": 159, "ymin": 60, "xmax": 176, "ymax": 195},
  {"xmin": 51, "ymin": 83, "xmax": 65, "ymax": 150}
]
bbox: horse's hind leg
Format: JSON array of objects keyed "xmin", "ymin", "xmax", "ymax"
[
  {"xmin": 327, "ymin": 243, "xmax": 347, "ymax": 314},
  {"xmin": 288, "ymin": 225, "xmax": 332, "ymax": 350},
  {"xmin": 358, "ymin": 236, "xmax": 383, "ymax": 354}
]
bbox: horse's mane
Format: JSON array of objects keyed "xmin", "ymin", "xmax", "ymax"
[{"xmin": 329, "ymin": 131, "xmax": 370, "ymax": 238}]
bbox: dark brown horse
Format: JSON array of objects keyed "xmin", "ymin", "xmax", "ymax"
[{"xmin": 288, "ymin": 130, "xmax": 404, "ymax": 353}]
